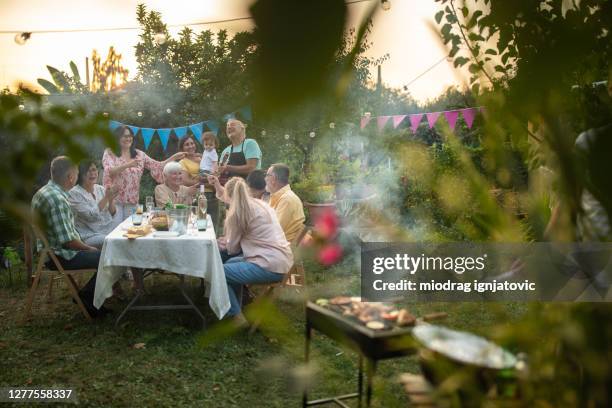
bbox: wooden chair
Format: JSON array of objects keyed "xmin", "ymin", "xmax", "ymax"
[
  {"xmin": 22, "ymin": 225, "xmax": 94, "ymax": 322},
  {"xmin": 247, "ymin": 225, "xmax": 310, "ymax": 334}
]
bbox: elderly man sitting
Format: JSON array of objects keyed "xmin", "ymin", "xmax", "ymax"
[
  {"xmin": 265, "ymin": 163, "xmax": 305, "ymax": 243},
  {"xmin": 31, "ymin": 156, "xmax": 108, "ymax": 317},
  {"xmin": 155, "ymin": 162, "xmax": 198, "ymax": 207}
]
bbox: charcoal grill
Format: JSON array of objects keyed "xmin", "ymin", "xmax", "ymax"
[{"xmin": 303, "ymin": 301, "xmax": 418, "ymax": 407}]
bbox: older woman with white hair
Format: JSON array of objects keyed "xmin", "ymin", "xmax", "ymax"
[{"xmin": 154, "ymin": 161, "xmax": 198, "ymax": 207}]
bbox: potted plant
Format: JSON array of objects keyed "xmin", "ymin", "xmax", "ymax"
[{"xmin": 293, "ymin": 167, "xmax": 336, "ymax": 225}]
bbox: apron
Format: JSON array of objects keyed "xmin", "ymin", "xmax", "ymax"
[{"xmin": 219, "ymin": 140, "xmax": 247, "ymax": 186}]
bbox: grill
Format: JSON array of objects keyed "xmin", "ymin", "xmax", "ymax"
[{"xmin": 303, "ymin": 301, "xmax": 418, "ymax": 407}]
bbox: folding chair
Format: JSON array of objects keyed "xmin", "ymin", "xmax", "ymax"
[
  {"xmin": 286, "ymin": 225, "xmax": 311, "ymax": 287},
  {"xmin": 22, "ymin": 225, "xmax": 94, "ymax": 322},
  {"xmin": 247, "ymin": 225, "xmax": 310, "ymax": 334}
]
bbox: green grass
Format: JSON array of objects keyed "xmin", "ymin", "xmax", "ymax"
[{"xmin": 0, "ymin": 262, "xmax": 528, "ymax": 407}]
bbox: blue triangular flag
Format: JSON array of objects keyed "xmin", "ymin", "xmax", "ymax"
[
  {"xmin": 174, "ymin": 126, "xmax": 188, "ymax": 139},
  {"xmin": 189, "ymin": 123, "xmax": 203, "ymax": 143},
  {"xmin": 128, "ymin": 126, "xmax": 140, "ymax": 137},
  {"xmin": 239, "ymin": 106, "xmax": 252, "ymax": 121},
  {"xmin": 157, "ymin": 128, "xmax": 172, "ymax": 150},
  {"xmin": 205, "ymin": 120, "xmax": 220, "ymax": 136},
  {"xmin": 141, "ymin": 128, "xmax": 155, "ymax": 150},
  {"xmin": 109, "ymin": 120, "xmax": 122, "ymax": 131}
]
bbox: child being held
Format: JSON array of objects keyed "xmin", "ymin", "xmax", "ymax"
[{"xmin": 199, "ymin": 131, "xmax": 218, "ymax": 175}]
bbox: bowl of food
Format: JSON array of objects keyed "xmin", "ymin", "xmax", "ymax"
[
  {"xmin": 414, "ymin": 324, "xmax": 520, "ymax": 402},
  {"xmin": 150, "ymin": 210, "xmax": 168, "ymax": 231}
]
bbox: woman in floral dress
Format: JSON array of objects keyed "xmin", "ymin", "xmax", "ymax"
[{"xmin": 102, "ymin": 125, "xmax": 185, "ymax": 222}]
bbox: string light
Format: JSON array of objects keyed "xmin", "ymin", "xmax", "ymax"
[
  {"xmin": 18, "ymin": 104, "xmax": 25, "ymax": 110},
  {"xmin": 103, "ymin": 112, "xmax": 109, "ymax": 117},
  {"xmin": 154, "ymin": 32, "xmax": 167, "ymax": 45},
  {"xmin": 284, "ymin": 134, "xmax": 290, "ymax": 140},
  {"xmin": 261, "ymin": 130, "xmax": 266, "ymax": 136},
  {"xmin": 329, "ymin": 122, "xmax": 335, "ymax": 129},
  {"xmin": 66, "ymin": 109, "xmax": 72, "ymax": 114},
  {"xmin": 137, "ymin": 111, "xmax": 143, "ymax": 117},
  {"xmin": 14, "ymin": 32, "xmax": 31, "ymax": 45},
  {"xmin": 166, "ymin": 108, "xmax": 172, "ymax": 114},
  {"xmin": 381, "ymin": 0, "xmax": 391, "ymax": 11},
  {"xmin": 309, "ymin": 131, "xmax": 316, "ymax": 138}
]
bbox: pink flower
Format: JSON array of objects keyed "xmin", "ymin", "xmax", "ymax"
[
  {"xmin": 314, "ymin": 209, "xmax": 339, "ymax": 240},
  {"xmin": 317, "ymin": 243, "xmax": 343, "ymax": 266}
]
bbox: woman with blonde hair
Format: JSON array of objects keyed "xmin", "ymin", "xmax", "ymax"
[{"xmin": 220, "ymin": 177, "xmax": 293, "ymax": 323}]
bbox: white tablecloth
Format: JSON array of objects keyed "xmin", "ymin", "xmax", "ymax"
[{"xmin": 93, "ymin": 216, "xmax": 230, "ymax": 319}]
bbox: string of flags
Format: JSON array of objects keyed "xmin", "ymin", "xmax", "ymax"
[
  {"xmin": 108, "ymin": 106, "xmax": 252, "ymax": 150},
  {"xmin": 360, "ymin": 107, "xmax": 484, "ymax": 132}
]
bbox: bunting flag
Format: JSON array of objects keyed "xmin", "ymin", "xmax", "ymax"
[
  {"xmin": 239, "ymin": 106, "xmax": 253, "ymax": 122},
  {"xmin": 377, "ymin": 116, "xmax": 391, "ymax": 130},
  {"xmin": 106, "ymin": 105, "xmax": 249, "ymax": 151},
  {"xmin": 360, "ymin": 107, "xmax": 483, "ymax": 134},
  {"xmin": 443, "ymin": 111, "xmax": 459, "ymax": 130},
  {"xmin": 128, "ymin": 125, "xmax": 140, "ymax": 137},
  {"xmin": 189, "ymin": 123, "xmax": 204, "ymax": 143},
  {"xmin": 140, "ymin": 128, "xmax": 155, "ymax": 150},
  {"xmin": 157, "ymin": 129, "xmax": 172, "ymax": 150},
  {"xmin": 173, "ymin": 126, "xmax": 188, "ymax": 139},
  {"xmin": 205, "ymin": 120, "xmax": 220, "ymax": 136},
  {"xmin": 109, "ymin": 120, "xmax": 122, "ymax": 131},
  {"xmin": 461, "ymin": 108, "xmax": 477, "ymax": 129},
  {"xmin": 409, "ymin": 114, "xmax": 424, "ymax": 133},
  {"xmin": 426, "ymin": 112, "xmax": 440, "ymax": 128},
  {"xmin": 392, "ymin": 115, "xmax": 406, "ymax": 129},
  {"xmin": 360, "ymin": 116, "xmax": 371, "ymax": 129}
]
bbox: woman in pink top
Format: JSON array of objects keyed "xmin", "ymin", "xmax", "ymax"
[
  {"xmin": 220, "ymin": 177, "xmax": 293, "ymax": 322},
  {"xmin": 103, "ymin": 126, "xmax": 185, "ymax": 222}
]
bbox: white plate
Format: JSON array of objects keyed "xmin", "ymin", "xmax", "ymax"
[{"xmin": 153, "ymin": 231, "xmax": 180, "ymax": 238}]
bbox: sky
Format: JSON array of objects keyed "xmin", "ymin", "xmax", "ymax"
[{"xmin": 0, "ymin": 0, "xmax": 468, "ymax": 103}]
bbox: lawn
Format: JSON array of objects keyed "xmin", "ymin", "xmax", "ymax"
[{"xmin": 0, "ymin": 260, "xmax": 528, "ymax": 407}]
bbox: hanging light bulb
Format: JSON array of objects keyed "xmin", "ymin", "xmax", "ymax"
[
  {"xmin": 154, "ymin": 32, "xmax": 167, "ymax": 45},
  {"xmin": 137, "ymin": 111, "xmax": 143, "ymax": 117},
  {"xmin": 14, "ymin": 32, "xmax": 31, "ymax": 45},
  {"xmin": 261, "ymin": 130, "xmax": 266, "ymax": 136},
  {"xmin": 284, "ymin": 134, "xmax": 290, "ymax": 140},
  {"xmin": 18, "ymin": 104, "xmax": 25, "ymax": 110},
  {"xmin": 381, "ymin": 0, "xmax": 391, "ymax": 11},
  {"xmin": 309, "ymin": 131, "xmax": 316, "ymax": 138},
  {"xmin": 329, "ymin": 122, "xmax": 335, "ymax": 129},
  {"xmin": 166, "ymin": 108, "xmax": 172, "ymax": 114}
]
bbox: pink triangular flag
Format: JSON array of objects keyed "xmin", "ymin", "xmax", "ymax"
[
  {"xmin": 392, "ymin": 115, "xmax": 406, "ymax": 129},
  {"xmin": 426, "ymin": 112, "xmax": 440, "ymax": 128},
  {"xmin": 409, "ymin": 114, "xmax": 423, "ymax": 133},
  {"xmin": 443, "ymin": 110, "xmax": 459, "ymax": 130},
  {"xmin": 460, "ymin": 108, "xmax": 477, "ymax": 129},
  {"xmin": 360, "ymin": 116, "xmax": 371, "ymax": 129},
  {"xmin": 377, "ymin": 116, "xmax": 391, "ymax": 131}
]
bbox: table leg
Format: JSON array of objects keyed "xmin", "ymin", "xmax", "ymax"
[
  {"xmin": 366, "ymin": 359, "xmax": 377, "ymax": 407},
  {"xmin": 115, "ymin": 289, "xmax": 144, "ymax": 327},
  {"xmin": 303, "ymin": 323, "xmax": 311, "ymax": 408},
  {"xmin": 178, "ymin": 276, "xmax": 207, "ymax": 328}
]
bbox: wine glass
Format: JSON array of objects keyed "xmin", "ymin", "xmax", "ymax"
[{"xmin": 145, "ymin": 196, "xmax": 154, "ymax": 214}]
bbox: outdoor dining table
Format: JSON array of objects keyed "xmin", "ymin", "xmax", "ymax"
[{"xmin": 93, "ymin": 215, "xmax": 230, "ymax": 326}]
